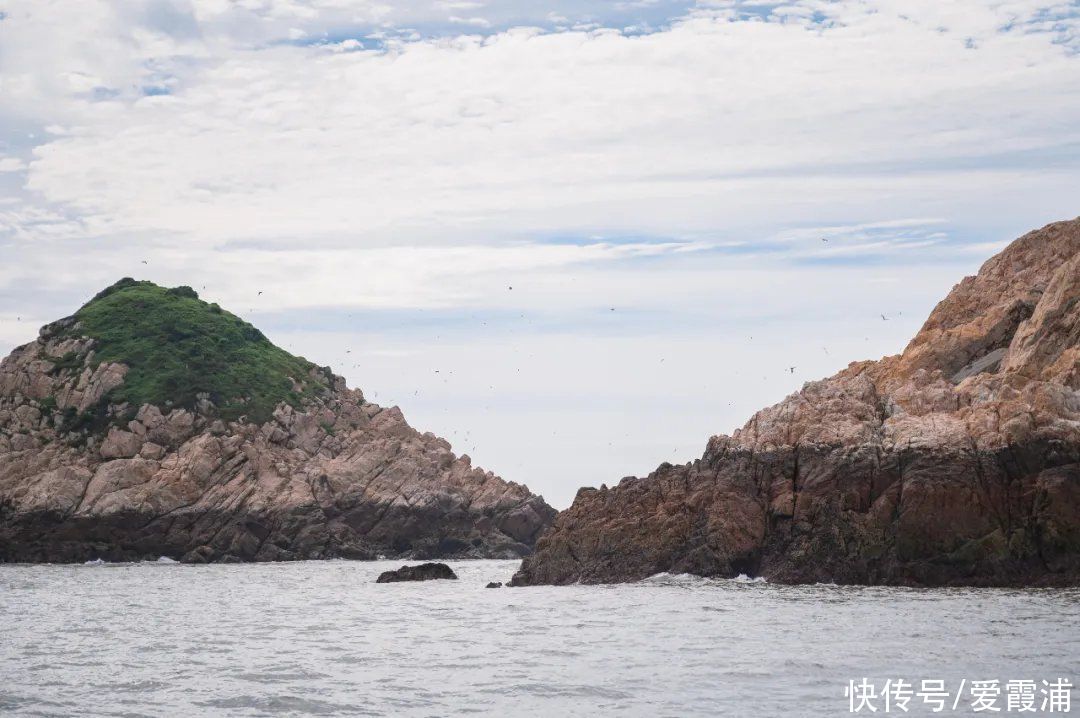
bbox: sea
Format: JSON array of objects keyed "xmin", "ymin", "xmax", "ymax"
[{"xmin": 1, "ymin": 559, "xmax": 1077, "ymax": 717}]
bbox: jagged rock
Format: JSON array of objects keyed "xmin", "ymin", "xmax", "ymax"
[
  {"xmin": 0, "ymin": 282, "xmax": 556, "ymax": 564},
  {"xmin": 485, "ymin": 581, "xmax": 503, "ymax": 588},
  {"xmin": 99, "ymin": 427, "xmax": 143, "ymax": 459},
  {"xmin": 512, "ymin": 218, "xmax": 1080, "ymax": 588},
  {"xmin": 376, "ymin": 562, "xmax": 458, "ymax": 583}
]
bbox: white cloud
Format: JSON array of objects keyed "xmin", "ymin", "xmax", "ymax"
[
  {"xmin": 0, "ymin": 1, "xmax": 1073, "ymax": 246},
  {"xmin": 1, "ymin": 0, "xmax": 1078, "ymax": 504},
  {"xmin": 0, "ymin": 157, "xmax": 26, "ymax": 172},
  {"xmin": 448, "ymin": 14, "xmax": 491, "ymax": 27}
]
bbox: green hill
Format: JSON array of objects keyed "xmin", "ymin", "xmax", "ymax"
[{"xmin": 62, "ymin": 278, "xmax": 332, "ymax": 423}]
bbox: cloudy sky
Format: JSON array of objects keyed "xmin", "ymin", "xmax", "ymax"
[{"xmin": 1, "ymin": 0, "xmax": 1078, "ymax": 507}]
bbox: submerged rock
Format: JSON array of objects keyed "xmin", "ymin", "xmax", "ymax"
[
  {"xmin": 513, "ymin": 218, "xmax": 1080, "ymax": 588},
  {"xmin": 0, "ymin": 280, "xmax": 556, "ymax": 564},
  {"xmin": 376, "ymin": 563, "xmax": 458, "ymax": 583}
]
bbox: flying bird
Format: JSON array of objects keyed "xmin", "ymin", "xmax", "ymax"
[
  {"xmin": 881, "ymin": 314, "xmax": 889, "ymax": 321},
  {"xmin": 141, "ymin": 260, "xmax": 148, "ymax": 264},
  {"xmin": 821, "ymin": 237, "xmax": 828, "ymax": 242},
  {"xmin": 789, "ymin": 366, "xmax": 796, "ymax": 373}
]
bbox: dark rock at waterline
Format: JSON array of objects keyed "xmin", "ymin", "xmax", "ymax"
[
  {"xmin": 485, "ymin": 581, "xmax": 502, "ymax": 588},
  {"xmin": 376, "ymin": 562, "xmax": 458, "ymax": 583}
]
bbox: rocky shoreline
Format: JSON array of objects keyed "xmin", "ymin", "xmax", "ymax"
[
  {"xmin": 512, "ymin": 218, "xmax": 1080, "ymax": 587},
  {"xmin": 0, "ymin": 282, "xmax": 556, "ymax": 564},
  {"xmin": 3, "ymin": 219, "xmax": 1077, "ymax": 587}
]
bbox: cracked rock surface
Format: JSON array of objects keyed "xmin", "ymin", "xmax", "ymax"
[
  {"xmin": 0, "ymin": 326, "xmax": 555, "ymax": 564},
  {"xmin": 512, "ymin": 218, "xmax": 1080, "ymax": 587}
]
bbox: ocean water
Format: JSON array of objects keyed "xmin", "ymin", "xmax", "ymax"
[{"xmin": 1, "ymin": 559, "xmax": 1077, "ymax": 717}]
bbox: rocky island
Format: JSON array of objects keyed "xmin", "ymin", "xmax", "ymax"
[
  {"xmin": 0, "ymin": 279, "xmax": 555, "ymax": 563},
  {"xmin": 512, "ymin": 218, "xmax": 1080, "ymax": 587},
  {"xmin": 376, "ymin": 563, "xmax": 458, "ymax": 582}
]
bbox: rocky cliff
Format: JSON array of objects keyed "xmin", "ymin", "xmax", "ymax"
[
  {"xmin": 0, "ymin": 280, "xmax": 555, "ymax": 563},
  {"xmin": 512, "ymin": 218, "xmax": 1080, "ymax": 587}
]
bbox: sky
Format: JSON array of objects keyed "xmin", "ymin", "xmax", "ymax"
[{"xmin": 1, "ymin": 0, "xmax": 1078, "ymax": 508}]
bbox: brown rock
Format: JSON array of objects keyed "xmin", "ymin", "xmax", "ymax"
[
  {"xmin": 376, "ymin": 562, "xmax": 458, "ymax": 583},
  {"xmin": 512, "ymin": 218, "xmax": 1080, "ymax": 588},
  {"xmin": 138, "ymin": 442, "xmax": 166, "ymax": 460},
  {"xmin": 0, "ymin": 309, "xmax": 556, "ymax": 565},
  {"xmin": 99, "ymin": 428, "xmax": 143, "ymax": 459}
]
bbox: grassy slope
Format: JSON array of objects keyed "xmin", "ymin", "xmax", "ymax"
[{"xmin": 68, "ymin": 278, "xmax": 330, "ymax": 423}]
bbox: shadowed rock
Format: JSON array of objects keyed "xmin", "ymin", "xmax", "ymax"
[
  {"xmin": 512, "ymin": 218, "xmax": 1080, "ymax": 588},
  {"xmin": 376, "ymin": 563, "xmax": 458, "ymax": 583}
]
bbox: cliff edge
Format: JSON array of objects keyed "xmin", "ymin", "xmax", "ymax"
[{"xmin": 512, "ymin": 218, "xmax": 1080, "ymax": 587}]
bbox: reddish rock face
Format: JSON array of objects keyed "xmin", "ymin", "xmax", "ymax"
[
  {"xmin": 0, "ymin": 327, "xmax": 556, "ymax": 564},
  {"xmin": 512, "ymin": 218, "xmax": 1080, "ymax": 587}
]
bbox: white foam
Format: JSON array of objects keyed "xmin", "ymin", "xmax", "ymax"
[
  {"xmin": 642, "ymin": 572, "xmax": 713, "ymax": 586},
  {"xmin": 83, "ymin": 558, "xmax": 107, "ymax": 565},
  {"xmin": 642, "ymin": 571, "xmax": 768, "ymax": 585},
  {"xmin": 732, "ymin": 573, "xmax": 768, "ymax": 583}
]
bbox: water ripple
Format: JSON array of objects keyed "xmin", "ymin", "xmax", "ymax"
[{"xmin": 2, "ymin": 560, "xmax": 1078, "ymax": 716}]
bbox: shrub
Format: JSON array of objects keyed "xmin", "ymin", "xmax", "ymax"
[{"xmin": 64, "ymin": 279, "xmax": 330, "ymax": 423}]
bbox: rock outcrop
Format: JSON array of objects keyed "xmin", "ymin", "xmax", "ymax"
[
  {"xmin": 376, "ymin": 562, "xmax": 458, "ymax": 582},
  {"xmin": 512, "ymin": 218, "xmax": 1080, "ymax": 587},
  {"xmin": 0, "ymin": 281, "xmax": 555, "ymax": 563}
]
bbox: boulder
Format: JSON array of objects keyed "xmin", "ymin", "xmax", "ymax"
[{"xmin": 376, "ymin": 563, "xmax": 458, "ymax": 583}]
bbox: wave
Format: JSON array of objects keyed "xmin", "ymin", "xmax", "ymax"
[
  {"xmin": 732, "ymin": 573, "xmax": 768, "ymax": 583},
  {"xmin": 642, "ymin": 571, "xmax": 768, "ymax": 586}
]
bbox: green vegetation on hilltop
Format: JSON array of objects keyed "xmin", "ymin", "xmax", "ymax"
[{"xmin": 66, "ymin": 278, "xmax": 332, "ymax": 423}]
